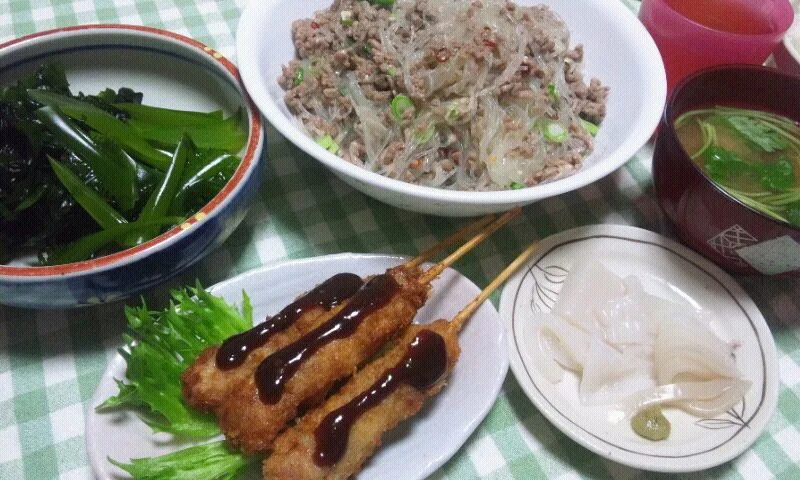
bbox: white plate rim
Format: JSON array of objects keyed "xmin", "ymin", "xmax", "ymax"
[
  {"xmin": 86, "ymin": 252, "xmax": 509, "ymax": 479},
  {"xmin": 500, "ymin": 224, "xmax": 779, "ymax": 473}
]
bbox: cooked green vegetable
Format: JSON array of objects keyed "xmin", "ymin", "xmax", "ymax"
[
  {"xmin": 28, "ymin": 89, "xmax": 172, "ymax": 170},
  {"xmin": 413, "ymin": 121, "xmax": 437, "ymax": 144},
  {"xmin": 391, "ymin": 94, "xmax": 414, "ymax": 121},
  {"xmin": 48, "ymin": 156, "xmax": 128, "ymax": 229},
  {"xmin": 581, "ymin": 118, "xmax": 599, "ymax": 137},
  {"xmin": 97, "ymin": 284, "xmax": 252, "ymax": 437},
  {"xmin": 171, "ymin": 152, "xmax": 239, "ymax": 216},
  {"xmin": 724, "ymin": 115, "xmax": 787, "ymax": 153},
  {"xmin": 110, "ymin": 441, "xmax": 253, "ymax": 480},
  {"xmin": 0, "ymin": 63, "xmax": 246, "ymax": 264},
  {"xmin": 114, "ymin": 102, "xmax": 225, "ymax": 126},
  {"xmin": 367, "ymin": 0, "xmax": 396, "ymax": 7},
  {"xmin": 675, "ymin": 106, "xmax": 800, "ymax": 225},
  {"xmin": 542, "ymin": 121, "xmax": 567, "ymax": 143},
  {"xmin": 133, "ymin": 135, "xmax": 192, "ymax": 243},
  {"xmin": 315, "ymin": 134, "xmax": 340, "ymax": 154},
  {"xmin": 126, "ymin": 110, "xmax": 247, "ymax": 152},
  {"xmin": 35, "ymin": 105, "xmax": 139, "ymax": 210},
  {"xmin": 41, "ymin": 217, "xmax": 184, "ymax": 265},
  {"xmin": 547, "ymin": 83, "xmax": 560, "ymax": 102},
  {"xmin": 294, "ymin": 68, "xmax": 305, "ymax": 87}
]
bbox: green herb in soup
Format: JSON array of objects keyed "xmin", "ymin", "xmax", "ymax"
[
  {"xmin": 674, "ymin": 106, "xmax": 800, "ymax": 226},
  {"xmin": 0, "ymin": 64, "xmax": 247, "ymax": 265}
]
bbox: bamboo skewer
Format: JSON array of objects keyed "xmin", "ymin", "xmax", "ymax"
[
  {"xmin": 405, "ymin": 214, "xmax": 497, "ymax": 268},
  {"xmin": 419, "ymin": 207, "xmax": 521, "ymax": 285},
  {"xmin": 450, "ymin": 240, "xmax": 539, "ymax": 334}
]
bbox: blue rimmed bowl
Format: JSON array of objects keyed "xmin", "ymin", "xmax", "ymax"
[{"xmin": 0, "ymin": 25, "xmax": 266, "ymax": 309}]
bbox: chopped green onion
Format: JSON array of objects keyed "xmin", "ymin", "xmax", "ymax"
[
  {"xmin": 391, "ymin": 94, "xmax": 414, "ymax": 121},
  {"xmin": 413, "ymin": 122, "xmax": 436, "ymax": 144},
  {"xmin": 542, "ymin": 121, "xmax": 568, "ymax": 143},
  {"xmin": 315, "ymin": 134, "xmax": 340, "ymax": 154},
  {"xmin": 446, "ymin": 101, "xmax": 459, "ymax": 121},
  {"xmin": 363, "ymin": 43, "xmax": 372, "ymax": 54},
  {"xmin": 510, "ymin": 181, "xmax": 525, "ymax": 190},
  {"xmin": 341, "ymin": 10, "xmax": 354, "ymax": 26},
  {"xmin": 294, "ymin": 68, "xmax": 305, "ymax": 87},
  {"xmin": 368, "ymin": 0, "xmax": 396, "ymax": 8},
  {"xmin": 547, "ymin": 83, "xmax": 560, "ymax": 102},
  {"xmin": 581, "ymin": 118, "xmax": 599, "ymax": 137},
  {"xmin": 387, "ymin": 66, "xmax": 397, "ymax": 76}
]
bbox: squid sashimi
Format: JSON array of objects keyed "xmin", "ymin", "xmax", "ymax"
[
  {"xmin": 579, "ymin": 337, "xmax": 655, "ymax": 406},
  {"xmin": 653, "ymin": 315, "xmax": 738, "ymax": 385},
  {"xmin": 551, "ymin": 259, "xmax": 627, "ymax": 332},
  {"xmin": 531, "ymin": 312, "xmax": 590, "ymax": 383},
  {"xmin": 618, "ymin": 378, "xmax": 753, "ymax": 418},
  {"xmin": 531, "ymin": 257, "xmax": 750, "ymax": 424}
]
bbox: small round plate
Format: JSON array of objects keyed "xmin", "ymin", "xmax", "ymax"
[
  {"xmin": 499, "ymin": 225, "xmax": 779, "ymax": 473},
  {"xmin": 86, "ymin": 253, "xmax": 508, "ymax": 479}
]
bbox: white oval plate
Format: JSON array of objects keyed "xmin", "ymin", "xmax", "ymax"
[
  {"xmin": 499, "ymin": 225, "xmax": 779, "ymax": 473},
  {"xmin": 87, "ymin": 253, "xmax": 508, "ymax": 479}
]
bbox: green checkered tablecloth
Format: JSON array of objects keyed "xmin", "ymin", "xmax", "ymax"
[{"xmin": 2, "ymin": 0, "xmax": 800, "ymax": 479}]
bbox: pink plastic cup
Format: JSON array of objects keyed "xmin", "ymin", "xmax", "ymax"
[{"xmin": 639, "ymin": 0, "xmax": 794, "ymax": 93}]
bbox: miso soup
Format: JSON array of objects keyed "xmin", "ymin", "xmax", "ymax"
[{"xmin": 674, "ymin": 106, "xmax": 800, "ymax": 226}]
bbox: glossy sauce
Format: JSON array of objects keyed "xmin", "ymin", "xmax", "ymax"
[
  {"xmin": 314, "ymin": 329, "xmax": 448, "ymax": 466},
  {"xmin": 255, "ymin": 274, "xmax": 400, "ymax": 404},
  {"xmin": 216, "ymin": 273, "xmax": 364, "ymax": 370}
]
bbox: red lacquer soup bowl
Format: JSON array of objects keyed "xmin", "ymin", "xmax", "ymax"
[{"xmin": 654, "ymin": 65, "xmax": 800, "ymax": 276}]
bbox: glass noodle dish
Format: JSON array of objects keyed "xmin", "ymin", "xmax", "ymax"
[{"xmin": 279, "ymin": 0, "xmax": 608, "ymax": 190}]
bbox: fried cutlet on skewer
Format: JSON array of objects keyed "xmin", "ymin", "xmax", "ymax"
[
  {"xmin": 214, "ymin": 209, "xmax": 520, "ymax": 453},
  {"xmin": 181, "ymin": 214, "xmax": 497, "ymax": 412},
  {"xmin": 265, "ymin": 242, "xmax": 539, "ymax": 480}
]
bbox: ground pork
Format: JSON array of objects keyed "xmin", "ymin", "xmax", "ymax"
[{"xmin": 280, "ymin": 0, "xmax": 608, "ymax": 190}]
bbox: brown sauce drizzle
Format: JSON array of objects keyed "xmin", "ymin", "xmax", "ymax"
[
  {"xmin": 255, "ymin": 273, "xmax": 400, "ymax": 404},
  {"xmin": 216, "ymin": 273, "xmax": 364, "ymax": 370},
  {"xmin": 313, "ymin": 329, "xmax": 448, "ymax": 466}
]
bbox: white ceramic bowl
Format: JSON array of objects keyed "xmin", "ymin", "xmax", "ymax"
[{"xmin": 237, "ymin": 0, "xmax": 666, "ymax": 216}]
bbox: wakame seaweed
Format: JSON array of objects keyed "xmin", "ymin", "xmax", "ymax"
[{"xmin": 0, "ymin": 64, "xmax": 247, "ymax": 265}]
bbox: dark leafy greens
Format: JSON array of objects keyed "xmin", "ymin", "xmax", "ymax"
[{"xmin": 0, "ymin": 63, "xmax": 247, "ymax": 265}]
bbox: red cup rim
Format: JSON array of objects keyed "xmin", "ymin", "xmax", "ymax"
[
  {"xmin": 664, "ymin": 64, "xmax": 800, "ymax": 233},
  {"xmin": 655, "ymin": 0, "xmax": 795, "ymax": 39},
  {"xmin": 0, "ymin": 24, "xmax": 264, "ymax": 278}
]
